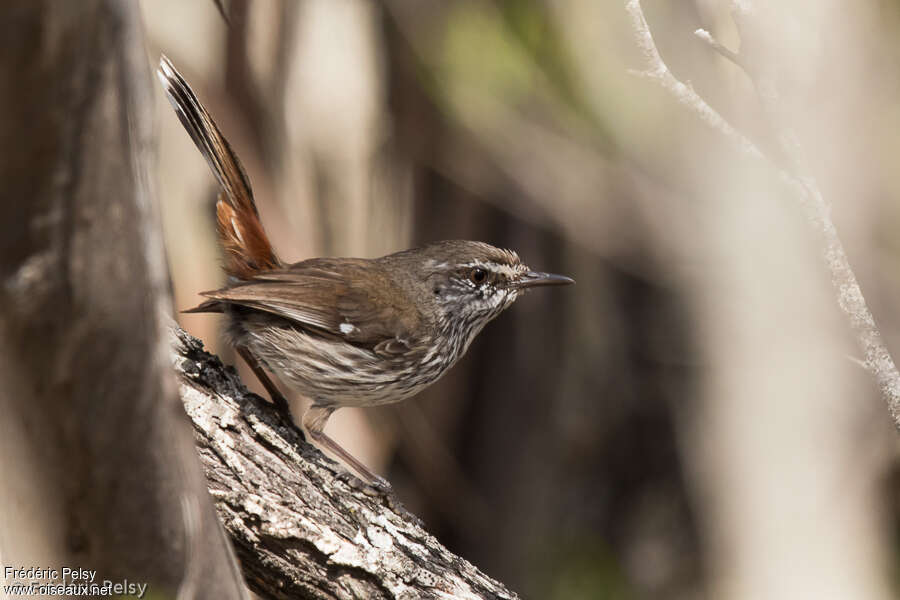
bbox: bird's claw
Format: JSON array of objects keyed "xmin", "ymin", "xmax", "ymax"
[{"xmin": 333, "ymin": 470, "xmax": 424, "ymax": 528}]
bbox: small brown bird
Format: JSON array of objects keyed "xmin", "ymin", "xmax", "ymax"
[{"xmin": 157, "ymin": 56, "xmax": 573, "ymax": 483}]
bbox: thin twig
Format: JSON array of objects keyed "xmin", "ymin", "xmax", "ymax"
[
  {"xmin": 624, "ymin": 2, "xmax": 808, "ymax": 208},
  {"xmin": 624, "ymin": 0, "xmax": 765, "ymax": 162},
  {"xmin": 694, "ymin": 28, "xmax": 749, "ymax": 72},
  {"xmin": 625, "ymin": 0, "xmax": 900, "ymax": 428}
]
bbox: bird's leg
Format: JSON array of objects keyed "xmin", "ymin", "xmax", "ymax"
[
  {"xmin": 302, "ymin": 404, "xmax": 386, "ymax": 486},
  {"xmin": 236, "ymin": 346, "xmax": 291, "ymax": 415}
]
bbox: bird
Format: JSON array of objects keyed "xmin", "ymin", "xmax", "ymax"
[{"xmin": 157, "ymin": 56, "xmax": 574, "ymax": 483}]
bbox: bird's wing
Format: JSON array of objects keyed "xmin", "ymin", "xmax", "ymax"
[{"xmin": 197, "ymin": 259, "xmax": 424, "ymax": 357}]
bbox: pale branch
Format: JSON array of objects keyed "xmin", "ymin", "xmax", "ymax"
[
  {"xmin": 625, "ymin": 2, "xmax": 808, "ymax": 206},
  {"xmin": 170, "ymin": 327, "xmax": 519, "ymax": 600},
  {"xmin": 624, "ymin": 0, "xmax": 765, "ymax": 162},
  {"xmin": 625, "ymin": 0, "xmax": 900, "ymax": 428},
  {"xmin": 693, "ymin": 28, "xmax": 749, "ymax": 73}
]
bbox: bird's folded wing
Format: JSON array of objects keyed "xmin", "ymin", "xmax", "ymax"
[{"xmin": 200, "ymin": 260, "xmax": 424, "ymax": 357}]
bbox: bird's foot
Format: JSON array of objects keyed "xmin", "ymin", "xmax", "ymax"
[{"xmin": 334, "ymin": 470, "xmax": 424, "ymax": 528}]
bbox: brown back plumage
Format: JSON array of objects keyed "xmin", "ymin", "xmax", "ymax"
[
  {"xmin": 198, "ymin": 259, "xmax": 426, "ymax": 357},
  {"xmin": 157, "ymin": 56, "xmax": 279, "ymax": 279}
]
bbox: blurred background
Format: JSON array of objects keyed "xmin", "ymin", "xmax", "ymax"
[{"xmin": 141, "ymin": 1, "xmax": 900, "ymax": 598}]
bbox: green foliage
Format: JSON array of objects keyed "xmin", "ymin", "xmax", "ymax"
[{"xmin": 533, "ymin": 537, "xmax": 634, "ymax": 600}]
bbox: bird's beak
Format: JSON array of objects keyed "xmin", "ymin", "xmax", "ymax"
[{"xmin": 512, "ymin": 271, "xmax": 575, "ymax": 289}]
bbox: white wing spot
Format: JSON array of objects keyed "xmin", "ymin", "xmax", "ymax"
[
  {"xmin": 230, "ymin": 217, "xmax": 245, "ymax": 246},
  {"xmin": 339, "ymin": 322, "xmax": 357, "ymax": 335}
]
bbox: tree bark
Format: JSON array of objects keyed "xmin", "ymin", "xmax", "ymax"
[
  {"xmin": 0, "ymin": 2, "xmax": 248, "ymax": 597},
  {"xmin": 172, "ymin": 327, "xmax": 519, "ymax": 600}
]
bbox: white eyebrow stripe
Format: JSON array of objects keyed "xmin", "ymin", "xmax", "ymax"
[{"xmin": 458, "ymin": 260, "xmax": 525, "ymax": 279}]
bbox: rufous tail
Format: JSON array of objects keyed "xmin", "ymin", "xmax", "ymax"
[{"xmin": 157, "ymin": 55, "xmax": 279, "ymax": 279}]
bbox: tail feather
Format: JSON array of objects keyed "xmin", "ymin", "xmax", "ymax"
[
  {"xmin": 157, "ymin": 55, "xmax": 279, "ymax": 279},
  {"xmin": 182, "ymin": 298, "xmax": 224, "ymax": 314}
]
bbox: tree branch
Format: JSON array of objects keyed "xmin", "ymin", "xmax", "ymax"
[
  {"xmin": 625, "ymin": 0, "xmax": 900, "ymax": 429},
  {"xmin": 624, "ymin": 0, "xmax": 765, "ymax": 162},
  {"xmin": 171, "ymin": 327, "xmax": 519, "ymax": 600},
  {"xmin": 0, "ymin": 2, "xmax": 249, "ymax": 596},
  {"xmin": 693, "ymin": 28, "xmax": 749, "ymax": 72}
]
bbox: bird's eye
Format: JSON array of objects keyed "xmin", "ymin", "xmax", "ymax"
[{"xmin": 469, "ymin": 268, "xmax": 488, "ymax": 284}]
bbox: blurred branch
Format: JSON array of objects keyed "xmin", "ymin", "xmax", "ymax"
[
  {"xmin": 171, "ymin": 327, "xmax": 519, "ymax": 600},
  {"xmin": 212, "ymin": 0, "xmax": 231, "ymax": 24},
  {"xmin": 0, "ymin": 1, "xmax": 248, "ymax": 596},
  {"xmin": 624, "ymin": 0, "xmax": 764, "ymax": 162},
  {"xmin": 625, "ymin": 0, "xmax": 900, "ymax": 430},
  {"xmin": 693, "ymin": 28, "xmax": 747, "ymax": 72}
]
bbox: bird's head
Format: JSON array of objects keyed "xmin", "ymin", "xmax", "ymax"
[{"xmin": 383, "ymin": 240, "xmax": 574, "ymax": 351}]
